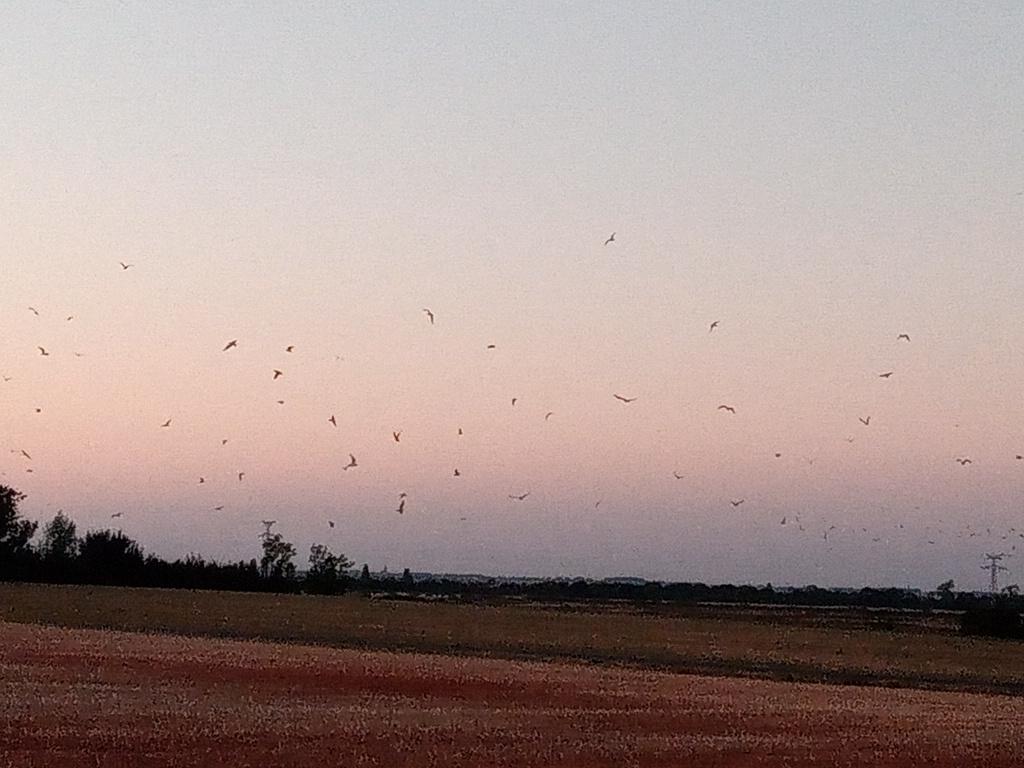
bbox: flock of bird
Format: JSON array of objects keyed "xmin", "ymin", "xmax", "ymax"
[{"xmin": 4, "ymin": 237, "xmax": 1024, "ymax": 578}]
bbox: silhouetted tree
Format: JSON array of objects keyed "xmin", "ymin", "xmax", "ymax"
[
  {"xmin": 359, "ymin": 563, "xmax": 371, "ymax": 582},
  {"xmin": 259, "ymin": 532, "xmax": 297, "ymax": 582},
  {"xmin": 401, "ymin": 567, "xmax": 414, "ymax": 587},
  {"xmin": 39, "ymin": 511, "xmax": 78, "ymax": 565},
  {"xmin": 78, "ymin": 529, "xmax": 145, "ymax": 585},
  {"xmin": 305, "ymin": 544, "xmax": 352, "ymax": 594},
  {"xmin": 0, "ymin": 485, "xmax": 37, "ymax": 579},
  {"xmin": 936, "ymin": 579, "xmax": 955, "ymax": 594}
]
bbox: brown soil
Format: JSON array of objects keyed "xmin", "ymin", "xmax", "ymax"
[{"xmin": 3, "ymin": 622, "xmax": 1023, "ymax": 768}]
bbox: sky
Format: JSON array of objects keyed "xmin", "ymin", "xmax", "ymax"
[{"xmin": 2, "ymin": 2, "xmax": 1023, "ymax": 590}]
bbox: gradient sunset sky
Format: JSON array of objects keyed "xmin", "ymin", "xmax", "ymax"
[{"xmin": 2, "ymin": 2, "xmax": 1023, "ymax": 589}]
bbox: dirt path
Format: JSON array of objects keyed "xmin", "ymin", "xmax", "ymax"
[{"xmin": 2, "ymin": 622, "xmax": 1022, "ymax": 767}]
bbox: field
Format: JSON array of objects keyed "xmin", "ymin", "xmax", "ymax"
[
  {"xmin": 2, "ymin": 583, "xmax": 1024, "ymax": 694},
  {"xmin": 4, "ymin": 621, "xmax": 1024, "ymax": 768}
]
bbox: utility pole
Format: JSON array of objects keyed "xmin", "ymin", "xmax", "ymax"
[
  {"xmin": 259, "ymin": 519, "xmax": 277, "ymax": 540},
  {"xmin": 982, "ymin": 553, "xmax": 1008, "ymax": 593}
]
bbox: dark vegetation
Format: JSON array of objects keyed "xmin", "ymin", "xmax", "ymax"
[{"xmin": 1, "ymin": 483, "xmax": 1022, "ymax": 638}]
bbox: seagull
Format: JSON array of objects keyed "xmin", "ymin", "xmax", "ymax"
[
  {"xmin": 780, "ymin": 517, "xmax": 787, "ymax": 525},
  {"xmin": 955, "ymin": 457, "xmax": 972, "ymax": 466},
  {"xmin": 878, "ymin": 371, "xmax": 894, "ymax": 378},
  {"xmin": 160, "ymin": 419, "xmax": 172, "ymax": 428},
  {"xmin": 19, "ymin": 450, "xmax": 31, "ymax": 460},
  {"xmin": 28, "ymin": 307, "xmax": 40, "ymax": 316},
  {"xmin": 897, "ymin": 334, "xmax": 910, "ymax": 342},
  {"xmin": 328, "ymin": 520, "xmax": 335, "ymax": 528},
  {"xmin": 511, "ymin": 397, "xmax": 518, "ymax": 407},
  {"xmin": 119, "ymin": 262, "xmax": 133, "ymax": 270},
  {"xmin": 730, "ymin": 499, "xmax": 745, "ymax": 508},
  {"xmin": 396, "ymin": 498, "xmax": 406, "ymax": 514},
  {"xmin": 221, "ymin": 439, "xmax": 229, "ymax": 445},
  {"xmin": 774, "ymin": 452, "xmax": 782, "ymax": 458},
  {"xmin": 237, "ymin": 472, "xmax": 246, "ymax": 481},
  {"xmin": 486, "ymin": 344, "xmax": 496, "ymax": 350},
  {"xmin": 545, "ymin": 412, "xmax": 554, "ymax": 421},
  {"xmin": 509, "ymin": 492, "xmax": 530, "ymax": 501},
  {"xmin": 604, "ymin": 232, "xmax": 615, "ymax": 246},
  {"xmin": 213, "ymin": 505, "xmax": 224, "ymax": 511},
  {"xmin": 272, "ymin": 369, "xmax": 283, "ymax": 380},
  {"xmin": 222, "ymin": 339, "xmax": 238, "ymax": 351},
  {"xmin": 613, "ymin": 394, "xmax": 637, "ymax": 403},
  {"xmin": 198, "ymin": 477, "xmax": 205, "ymax": 484},
  {"xmin": 329, "ymin": 415, "xmax": 337, "ymax": 427},
  {"xmin": 594, "ymin": 500, "xmax": 602, "ymax": 509},
  {"xmin": 673, "ymin": 471, "xmax": 684, "ymax": 480},
  {"xmin": 709, "ymin": 320, "xmax": 719, "ymax": 332},
  {"xmin": 423, "ymin": 308, "xmax": 434, "ymax": 325},
  {"xmin": 859, "ymin": 416, "xmax": 871, "ymax": 426},
  {"xmin": 38, "ymin": 347, "xmax": 49, "ymax": 356},
  {"xmin": 65, "ymin": 315, "xmax": 74, "ymax": 322},
  {"xmin": 458, "ymin": 427, "xmax": 463, "ymax": 436},
  {"xmin": 717, "ymin": 405, "xmax": 736, "ymax": 414},
  {"xmin": 343, "ymin": 454, "xmax": 357, "ymax": 470},
  {"xmin": 392, "ymin": 431, "xmax": 401, "ymax": 443},
  {"xmin": 276, "ymin": 400, "xmax": 285, "ymax": 405},
  {"xmin": 285, "ymin": 345, "xmax": 295, "ymax": 352},
  {"xmin": 111, "ymin": 512, "xmax": 123, "ymax": 519},
  {"xmin": 453, "ymin": 468, "xmax": 461, "ymax": 477}
]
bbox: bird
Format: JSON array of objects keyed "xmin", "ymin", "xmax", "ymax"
[
  {"xmin": 453, "ymin": 468, "xmax": 461, "ymax": 477},
  {"xmin": 604, "ymin": 232, "xmax": 615, "ymax": 245},
  {"xmin": 780, "ymin": 517, "xmax": 787, "ymax": 525},
  {"xmin": 111, "ymin": 512, "xmax": 122, "ymax": 519},
  {"xmin": 34, "ymin": 408, "xmax": 41, "ymax": 414},
  {"xmin": 845, "ymin": 437, "xmax": 855, "ymax": 443},
  {"xmin": 774, "ymin": 452, "xmax": 782, "ymax": 458},
  {"xmin": 1016, "ymin": 455, "xmax": 1023, "ymax": 461},
  {"xmin": 221, "ymin": 439, "xmax": 229, "ymax": 445},
  {"xmin": 198, "ymin": 477, "xmax": 205, "ymax": 484},
  {"xmin": 730, "ymin": 499, "xmax": 745, "ymax": 508},
  {"xmin": 285, "ymin": 345, "xmax": 295, "ymax": 353},
  {"xmin": 396, "ymin": 499, "xmax": 406, "ymax": 514},
  {"xmin": 955, "ymin": 457, "xmax": 972, "ymax": 466},
  {"xmin": 486, "ymin": 344, "xmax": 496, "ymax": 350},
  {"xmin": 160, "ymin": 419, "xmax": 172, "ymax": 428},
  {"xmin": 28, "ymin": 307, "xmax": 40, "ymax": 316},
  {"xmin": 222, "ymin": 339, "xmax": 238, "ymax": 351},
  {"xmin": 272, "ymin": 369, "xmax": 283, "ymax": 380},
  {"xmin": 423, "ymin": 308, "xmax": 434, "ymax": 325},
  {"xmin": 236, "ymin": 472, "xmax": 246, "ymax": 481},
  {"xmin": 709, "ymin": 320, "xmax": 719, "ymax": 332},
  {"xmin": 276, "ymin": 400, "xmax": 285, "ymax": 405},
  {"xmin": 545, "ymin": 412, "xmax": 554, "ymax": 421},
  {"xmin": 328, "ymin": 520, "xmax": 335, "ymax": 528},
  {"xmin": 392, "ymin": 431, "xmax": 401, "ymax": 443},
  {"xmin": 878, "ymin": 371, "xmax": 894, "ymax": 378},
  {"xmin": 594, "ymin": 500, "xmax": 602, "ymax": 509},
  {"xmin": 329, "ymin": 415, "xmax": 337, "ymax": 427},
  {"xmin": 897, "ymin": 334, "xmax": 910, "ymax": 342},
  {"xmin": 399, "ymin": 492, "xmax": 407, "ymax": 499},
  {"xmin": 213, "ymin": 505, "xmax": 224, "ymax": 511},
  {"xmin": 458, "ymin": 427, "xmax": 463, "ymax": 436},
  {"xmin": 19, "ymin": 450, "xmax": 31, "ymax": 460},
  {"xmin": 37, "ymin": 347, "xmax": 49, "ymax": 356},
  {"xmin": 673, "ymin": 471, "xmax": 684, "ymax": 480},
  {"xmin": 118, "ymin": 262, "xmax": 133, "ymax": 270},
  {"xmin": 511, "ymin": 397, "xmax": 518, "ymax": 406},
  {"xmin": 859, "ymin": 416, "xmax": 871, "ymax": 426},
  {"xmin": 509, "ymin": 492, "xmax": 530, "ymax": 501},
  {"xmin": 717, "ymin": 405, "xmax": 736, "ymax": 414},
  {"xmin": 65, "ymin": 315, "xmax": 74, "ymax": 322},
  {"xmin": 613, "ymin": 394, "xmax": 637, "ymax": 403},
  {"xmin": 343, "ymin": 454, "xmax": 357, "ymax": 470}
]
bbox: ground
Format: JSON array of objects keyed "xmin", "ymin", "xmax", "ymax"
[{"xmin": 3, "ymin": 621, "xmax": 1023, "ymax": 768}]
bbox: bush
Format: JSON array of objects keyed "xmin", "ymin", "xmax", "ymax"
[{"xmin": 960, "ymin": 602, "xmax": 1024, "ymax": 639}]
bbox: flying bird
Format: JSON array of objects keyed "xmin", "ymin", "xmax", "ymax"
[
  {"xmin": 160, "ymin": 419, "xmax": 172, "ymax": 428},
  {"xmin": 774, "ymin": 452, "xmax": 782, "ymax": 458},
  {"xmin": 392, "ymin": 431, "xmax": 401, "ymax": 443},
  {"xmin": 780, "ymin": 517, "xmax": 787, "ymax": 525},
  {"xmin": 955, "ymin": 457, "xmax": 973, "ymax": 466},
  {"xmin": 486, "ymin": 344, "xmax": 496, "ymax": 349},
  {"xmin": 221, "ymin": 439, "xmax": 229, "ymax": 445},
  {"xmin": 285, "ymin": 345, "xmax": 295, "ymax": 352},
  {"xmin": 119, "ymin": 262, "xmax": 133, "ymax": 270},
  {"xmin": 453, "ymin": 468, "xmax": 461, "ymax": 477},
  {"xmin": 673, "ymin": 471, "xmax": 684, "ymax": 480},
  {"xmin": 238, "ymin": 472, "xmax": 246, "ymax": 481},
  {"xmin": 343, "ymin": 454, "xmax": 357, "ymax": 470},
  {"xmin": 329, "ymin": 415, "xmax": 337, "ymax": 427},
  {"xmin": 222, "ymin": 339, "xmax": 238, "ymax": 351},
  {"xmin": 613, "ymin": 394, "xmax": 637, "ymax": 403},
  {"xmin": 458, "ymin": 427, "xmax": 463, "ymax": 436},
  {"xmin": 878, "ymin": 371, "xmax": 894, "ymax": 378},
  {"xmin": 19, "ymin": 450, "xmax": 31, "ymax": 460},
  {"xmin": 37, "ymin": 347, "xmax": 49, "ymax": 356},
  {"xmin": 198, "ymin": 477, "xmax": 205, "ymax": 484},
  {"xmin": 396, "ymin": 499, "xmax": 405, "ymax": 514},
  {"xmin": 545, "ymin": 412, "xmax": 554, "ymax": 421},
  {"xmin": 111, "ymin": 512, "xmax": 123, "ymax": 519},
  {"xmin": 423, "ymin": 308, "xmax": 435, "ymax": 325},
  {"xmin": 28, "ymin": 307, "xmax": 40, "ymax": 316},
  {"xmin": 328, "ymin": 520, "xmax": 335, "ymax": 528},
  {"xmin": 213, "ymin": 506, "xmax": 224, "ymax": 511},
  {"xmin": 897, "ymin": 334, "xmax": 910, "ymax": 342},
  {"xmin": 511, "ymin": 397, "xmax": 518, "ymax": 406},
  {"xmin": 859, "ymin": 416, "xmax": 871, "ymax": 426},
  {"xmin": 276, "ymin": 400, "xmax": 285, "ymax": 405},
  {"xmin": 709, "ymin": 320, "xmax": 719, "ymax": 332},
  {"xmin": 604, "ymin": 232, "xmax": 615, "ymax": 245},
  {"xmin": 717, "ymin": 405, "xmax": 736, "ymax": 414},
  {"xmin": 730, "ymin": 499, "xmax": 745, "ymax": 507},
  {"xmin": 1016, "ymin": 455, "xmax": 1023, "ymax": 461},
  {"xmin": 509, "ymin": 492, "xmax": 530, "ymax": 501},
  {"xmin": 272, "ymin": 369, "xmax": 283, "ymax": 380},
  {"xmin": 65, "ymin": 315, "xmax": 74, "ymax": 322}
]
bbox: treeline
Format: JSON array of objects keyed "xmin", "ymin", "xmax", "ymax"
[{"xmin": 0, "ymin": 485, "xmax": 351, "ymax": 594}]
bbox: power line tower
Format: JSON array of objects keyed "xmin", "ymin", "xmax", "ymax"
[
  {"xmin": 259, "ymin": 520, "xmax": 277, "ymax": 540},
  {"xmin": 982, "ymin": 553, "xmax": 1008, "ymax": 593}
]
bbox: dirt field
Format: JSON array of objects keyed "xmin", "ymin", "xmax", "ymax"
[
  {"xmin": 3, "ymin": 583, "xmax": 1024, "ymax": 695},
  {"xmin": 3, "ymin": 622, "xmax": 1023, "ymax": 768}
]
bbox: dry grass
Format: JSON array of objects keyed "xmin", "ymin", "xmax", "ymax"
[
  {"xmin": 3, "ymin": 622, "xmax": 1024, "ymax": 768},
  {"xmin": 3, "ymin": 583, "xmax": 1023, "ymax": 695}
]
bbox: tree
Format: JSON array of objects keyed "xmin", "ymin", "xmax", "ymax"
[
  {"xmin": 1002, "ymin": 584, "xmax": 1020, "ymax": 597},
  {"xmin": 78, "ymin": 529, "xmax": 145, "ymax": 585},
  {"xmin": 259, "ymin": 532, "xmax": 297, "ymax": 582},
  {"xmin": 305, "ymin": 544, "xmax": 353, "ymax": 594},
  {"xmin": 40, "ymin": 511, "xmax": 78, "ymax": 564},
  {"xmin": 401, "ymin": 567, "xmax": 414, "ymax": 587},
  {"xmin": 0, "ymin": 485, "xmax": 38, "ymax": 578},
  {"xmin": 936, "ymin": 579, "xmax": 955, "ymax": 595},
  {"xmin": 359, "ymin": 563, "xmax": 371, "ymax": 582}
]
